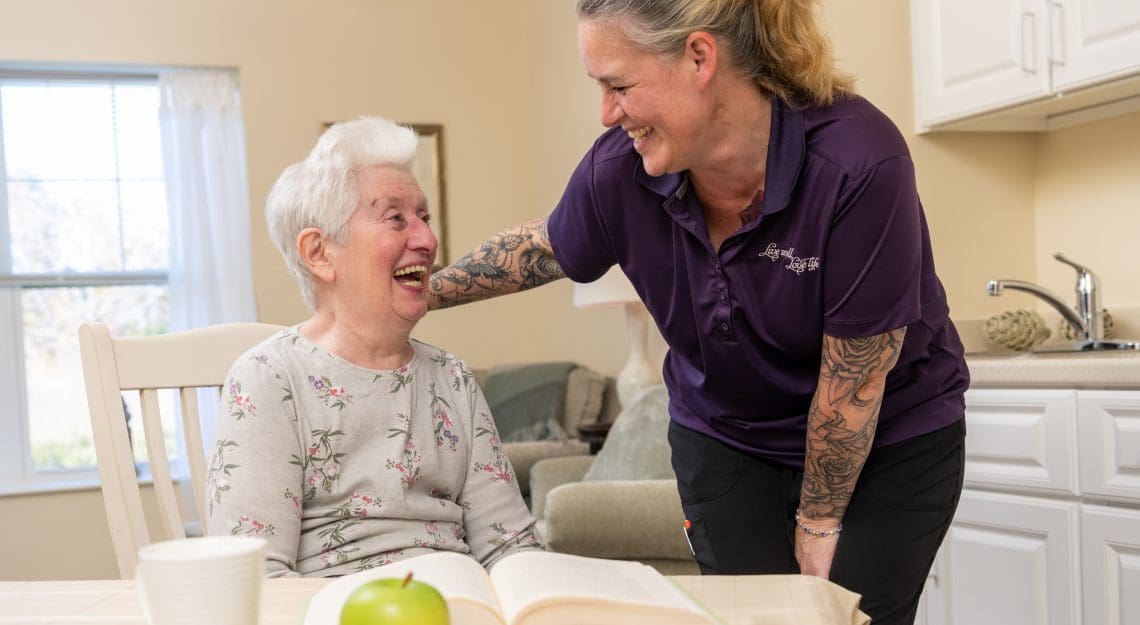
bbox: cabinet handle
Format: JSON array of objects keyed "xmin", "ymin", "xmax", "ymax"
[
  {"xmin": 1020, "ymin": 11, "xmax": 1037, "ymax": 73},
  {"xmin": 1049, "ymin": 1, "xmax": 1065, "ymax": 65}
]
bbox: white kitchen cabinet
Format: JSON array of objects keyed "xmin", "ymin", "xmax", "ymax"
[
  {"xmin": 961, "ymin": 389, "xmax": 1078, "ymax": 495},
  {"xmin": 941, "ymin": 490, "xmax": 1080, "ymax": 625},
  {"xmin": 1080, "ymin": 504, "xmax": 1140, "ymax": 625},
  {"xmin": 911, "ymin": 0, "xmax": 1051, "ymax": 126},
  {"xmin": 1077, "ymin": 391, "xmax": 1140, "ymax": 502},
  {"xmin": 910, "ymin": 0, "xmax": 1140, "ymax": 131},
  {"xmin": 1051, "ymin": 0, "xmax": 1140, "ymax": 91},
  {"xmin": 919, "ymin": 388, "xmax": 1140, "ymax": 625}
]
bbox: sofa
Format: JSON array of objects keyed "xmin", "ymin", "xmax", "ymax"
[
  {"xmin": 470, "ymin": 363, "xmax": 620, "ymax": 501},
  {"xmin": 528, "ymin": 385, "xmax": 699, "ymax": 574}
]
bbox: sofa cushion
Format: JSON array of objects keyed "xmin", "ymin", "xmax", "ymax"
[
  {"xmin": 583, "ymin": 385, "xmax": 674, "ymax": 482},
  {"xmin": 563, "ymin": 366, "xmax": 607, "ymax": 430},
  {"xmin": 474, "ymin": 363, "xmax": 610, "ymax": 442},
  {"xmin": 482, "ymin": 362, "xmax": 576, "ymax": 443},
  {"xmin": 505, "ymin": 439, "xmax": 590, "ymax": 497}
]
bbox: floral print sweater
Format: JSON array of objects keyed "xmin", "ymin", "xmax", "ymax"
[{"xmin": 206, "ymin": 326, "xmax": 543, "ymax": 577}]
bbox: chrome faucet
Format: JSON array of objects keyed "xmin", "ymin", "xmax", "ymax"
[{"xmin": 987, "ymin": 252, "xmax": 1104, "ymax": 342}]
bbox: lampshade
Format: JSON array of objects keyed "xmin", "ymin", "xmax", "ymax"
[
  {"xmin": 573, "ymin": 266, "xmax": 640, "ymax": 308},
  {"xmin": 571, "ymin": 266, "xmax": 659, "ymax": 409}
]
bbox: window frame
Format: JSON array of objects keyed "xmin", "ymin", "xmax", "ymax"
[{"xmin": 0, "ymin": 68, "xmax": 170, "ymax": 495}]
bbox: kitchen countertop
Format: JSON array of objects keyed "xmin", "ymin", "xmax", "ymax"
[{"xmin": 966, "ymin": 349, "xmax": 1140, "ymax": 389}]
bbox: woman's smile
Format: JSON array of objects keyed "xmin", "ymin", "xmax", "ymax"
[{"xmin": 392, "ymin": 263, "xmax": 429, "ymax": 289}]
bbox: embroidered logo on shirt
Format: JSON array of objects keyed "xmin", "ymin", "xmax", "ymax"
[{"xmin": 759, "ymin": 243, "xmax": 820, "ymax": 274}]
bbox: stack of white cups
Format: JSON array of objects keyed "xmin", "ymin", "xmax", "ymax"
[{"xmin": 136, "ymin": 536, "xmax": 266, "ymax": 625}]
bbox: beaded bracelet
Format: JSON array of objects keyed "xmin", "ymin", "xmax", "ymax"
[{"xmin": 794, "ymin": 510, "xmax": 844, "ymax": 537}]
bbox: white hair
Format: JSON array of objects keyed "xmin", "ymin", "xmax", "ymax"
[{"xmin": 266, "ymin": 117, "xmax": 419, "ymax": 309}]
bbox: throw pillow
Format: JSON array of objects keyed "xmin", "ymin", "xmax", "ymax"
[
  {"xmin": 583, "ymin": 385, "xmax": 674, "ymax": 482},
  {"xmin": 482, "ymin": 362, "xmax": 576, "ymax": 443},
  {"xmin": 563, "ymin": 366, "xmax": 607, "ymax": 429}
]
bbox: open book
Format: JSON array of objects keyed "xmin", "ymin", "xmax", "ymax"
[{"xmin": 302, "ymin": 551, "xmax": 718, "ymax": 625}]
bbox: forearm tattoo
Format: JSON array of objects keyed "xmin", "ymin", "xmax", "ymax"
[
  {"xmin": 800, "ymin": 327, "xmax": 907, "ymax": 521},
  {"xmin": 428, "ymin": 217, "xmax": 566, "ymax": 309}
]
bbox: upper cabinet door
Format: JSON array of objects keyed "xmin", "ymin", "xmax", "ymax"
[
  {"xmin": 912, "ymin": 0, "xmax": 1052, "ymax": 126},
  {"xmin": 1050, "ymin": 0, "xmax": 1140, "ymax": 90}
]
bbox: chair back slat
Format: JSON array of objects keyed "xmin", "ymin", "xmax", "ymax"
[
  {"xmin": 139, "ymin": 388, "xmax": 185, "ymax": 544},
  {"xmin": 180, "ymin": 387, "xmax": 209, "ymax": 526},
  {"xmin": 79, "ymin": 321, "xmax": 284, "ymax": 578},
  {"xmin": 79, "ymin": 323, "xmax": 153, "ymax": 578}
]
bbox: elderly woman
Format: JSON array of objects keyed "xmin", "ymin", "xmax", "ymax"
[{"xmin": 206, "ymin": 117, "xmax": 542, "ymax": 577}]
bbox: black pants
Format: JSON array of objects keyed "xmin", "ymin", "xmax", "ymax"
[{"xmin": 669, "ymin": 418, "xmax": 965, "ymax": 625}]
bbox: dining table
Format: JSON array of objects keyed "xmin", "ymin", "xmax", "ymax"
[{"xmin": 0, "ymin": 574, "xmax": 869, "ymax": 625}]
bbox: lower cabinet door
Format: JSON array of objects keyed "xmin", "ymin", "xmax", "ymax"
[
  {"xmin": 940, "ymin": 489, "xmax": 1080, "ymax": 625},
  {"xmin": 916, "ymin": 547, "xmax": 949, "ymax": 625},
  {"xmin": 1081, "ymin": 504, "xmax": 1140, "ymax": 625}
]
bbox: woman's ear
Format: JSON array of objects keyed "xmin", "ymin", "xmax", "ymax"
[
  {"xmin": 298, "ymin": 228, "xmax": 335, "ymax": 284},
  {"xmin": 685, "ymin": 31, "xmax": 718, "ymax": 90}
]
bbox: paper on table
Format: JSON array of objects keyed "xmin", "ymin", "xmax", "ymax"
[{"xmin": 680, "ymin": 575, "xmax": 870, "ymax": 625}]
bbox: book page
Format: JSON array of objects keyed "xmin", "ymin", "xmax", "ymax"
[
  {"xmin": 489, "ymin": 552, "xmax": 715, "ymax": 625},
  {"xmin": 302, "ymin": 552, "xmax": 504, "ymax": 625}
]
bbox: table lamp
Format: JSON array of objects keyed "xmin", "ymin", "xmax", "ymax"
[{"xmin": 573, "ymin": 266, "xmax": 659, "ymax": 407}]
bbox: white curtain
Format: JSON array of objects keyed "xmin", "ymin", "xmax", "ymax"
[
  {"xmin": 159, "ymin": 69, "xmax": 257, "ymax": 331},
  {"xmin": 158, "ymin": 70, "xmax": 257, "ymax": 478}
]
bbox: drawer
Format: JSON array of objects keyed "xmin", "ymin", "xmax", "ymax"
[
  {"xmin": 963, "ymin": 389, "xmax": 1079, "ymax": 495},
  {"xmin": 1078, "ymin": 391, "xmax": 1140, "ymax": 502}
]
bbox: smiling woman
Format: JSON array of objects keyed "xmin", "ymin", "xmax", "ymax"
[{"xmin": 208, "ymin": 116, "xmax": 542, "ymax": 577}]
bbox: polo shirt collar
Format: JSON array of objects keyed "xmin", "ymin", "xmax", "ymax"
[
  {"xmin": 762, "ymin": 96, "xmax": 805, "ymax": 217},
  {"xmin": 634, "ymin": 164, "xmax": 684, "ymax": 199},
  {"xmin": 633, "ymin": 95, "xmax": 806, "ymax": 218}
]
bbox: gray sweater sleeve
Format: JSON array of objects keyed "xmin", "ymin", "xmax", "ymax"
[
  {"xmin": 456, "ymin": 374, "xmax": 544, "ymax": 567},
  {"xmin": 206, "ymin": 350, "xmax": 304, "ymax": 577}
]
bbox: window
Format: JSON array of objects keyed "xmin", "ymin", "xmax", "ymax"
[{"xmin": 0, "ymin": 71, "xmax": 171, "ymax": 492}]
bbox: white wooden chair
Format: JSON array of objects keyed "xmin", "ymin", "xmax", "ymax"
[{"xmin": 78, "ymin": 321, "xmax": 284, "ymax": 578}]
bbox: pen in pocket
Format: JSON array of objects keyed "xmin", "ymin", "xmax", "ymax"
[{"xmin": 682, "ymin": 518, "xmax": 696, "ymax": 556}]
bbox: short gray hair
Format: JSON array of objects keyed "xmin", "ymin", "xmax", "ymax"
[{"xmin": 266, "ymin": 117, "xmax": 419, "ymax": 309}]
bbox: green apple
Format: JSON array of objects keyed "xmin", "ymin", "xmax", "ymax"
[{"xmin": 339, "ymin": 572, "xmax": 450, "ymax": 625}]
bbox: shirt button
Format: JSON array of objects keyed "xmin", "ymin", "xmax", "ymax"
[
  {"xmin": 719, "ymin": 291, "xmax": 727, "ymax": 302},
  {"xmin": 720, "ymin": 322, "xmax": 729, "ymax": 331}
]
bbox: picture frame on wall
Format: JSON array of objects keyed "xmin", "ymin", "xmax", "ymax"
[
  {"xmin": 322, "ymin": 121, "xmax": 449, "ymax": 268},
  {"xmin": 407, "ymin": 123, "xmax": 448, "ymax": 269}
]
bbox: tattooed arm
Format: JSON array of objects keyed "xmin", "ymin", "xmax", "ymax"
[
  {"xmin": 428, "ymin": 217, "xmax": 566, "ymax": 310},
  {"xmin": 795, "ymin": 327, "xmax": 907, "ymax": 579}
]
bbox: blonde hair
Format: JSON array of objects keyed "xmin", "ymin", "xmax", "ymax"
[{"xmin": 577, "ymin": 0, "xmax": 855, "ymax": 106}]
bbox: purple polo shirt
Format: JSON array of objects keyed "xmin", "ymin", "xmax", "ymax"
[{"xmin": 547, "ymin": 95, "xmax": 969, "ymax": 469}]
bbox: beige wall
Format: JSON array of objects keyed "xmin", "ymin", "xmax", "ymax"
[
  {"xmin": 0, "ymin": 486, "xmax": 158, "ymax": 580},
  {"xmin": 1, "ymin": 0, "xmax": 1135, "ymax": 580},
  {"xmin": 1035, "ymin": 111, "xmax": 1140, "ymax": 311}
]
